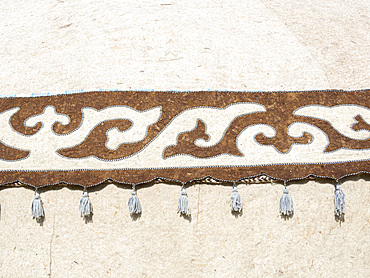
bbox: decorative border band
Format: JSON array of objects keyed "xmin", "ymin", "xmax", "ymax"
[{"xmin": 0, "ymin": 89, "xmax": 368, "ymax": 187}]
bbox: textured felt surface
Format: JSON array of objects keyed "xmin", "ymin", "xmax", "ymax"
[{"xmin": 0, "ymin": 0, "xmax": 369, "ymax": 277}]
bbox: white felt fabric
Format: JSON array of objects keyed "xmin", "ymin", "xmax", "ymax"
[{"xmin": 0, "ymin": 1, "xmax": 369, "ymax": 277}]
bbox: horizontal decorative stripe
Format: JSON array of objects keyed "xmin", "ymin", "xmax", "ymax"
[{"xmin": 0, "ymin": 90, "xmax": 368, "ymax": 187}]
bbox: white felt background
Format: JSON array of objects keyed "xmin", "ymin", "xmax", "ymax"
[{"xmin": 0, "ymin": 1, "xmax": 369, "ymax": 277}]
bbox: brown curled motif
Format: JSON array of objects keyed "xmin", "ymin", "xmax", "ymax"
[
  {"xmin": 0, "ymin": 143, "xmax": 29, "ymax": 161},
  {"xmin": 353, "ymin": 115, "xmax": 370, "ymax": 132},
  {"xmin": 255, "ymin": 132, "xmax": 312, "ymax": 153},
  {"xmin": 10, "ymin": 107, "xmax": 44, "ymax": 136},
  {"xmin": 294, "ymin": 116, "xmax": 370, "ymax": 152},
  {"xmin": 8, "ymin": 103, "xmax": 83, "ymax": 136},
  {"xmin": 163, "ymin": 119, "xmax": 243, "ymax": 158},
  {"xmin": 57, "ymin": 119, "xmax": 132, "ymax": 158}
]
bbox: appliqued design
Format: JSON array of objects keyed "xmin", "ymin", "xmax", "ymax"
[{"xmin": 0, "ymin": 90, "xmax": 368, "ymax": 186}]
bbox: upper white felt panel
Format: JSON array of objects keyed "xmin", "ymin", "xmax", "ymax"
[{"xmin": 0, "ymin": 0, "xmax": 369, "ymax": 96}]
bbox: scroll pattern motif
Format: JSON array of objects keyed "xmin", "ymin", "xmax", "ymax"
[{"xmin": 0, "ymin": 90, "xmax": 368, "ymax": 186}]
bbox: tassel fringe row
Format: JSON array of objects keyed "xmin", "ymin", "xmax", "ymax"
[{"xmin": 23, "ymin": 183, "xmax": 349, "ymax": 221}]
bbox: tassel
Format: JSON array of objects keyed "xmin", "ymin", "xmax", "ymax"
[
  {"xmin": 31, "ymin": 192, "xmax": 44, "ymax": 221},
  {"xmin": 280, "ymin": 186, "xmax": 293, "ymax": 216},
  {"xmin": 177, "ymin": 187, "xmax": 191, "ymax": 216},
  {"xmin": 79, "ymin": 190, "xmax": 93, "ymax": 217},
  {"xmin": 334, "ymin": 183, "xmax": 345, "ymax": 217},
  {"xmin": 230, "ymin": 185, "xmax": 242, "ymax": 212},
  {"xmin": 128, "ymin": 187, "xmax": 142, "ymax": 214}
]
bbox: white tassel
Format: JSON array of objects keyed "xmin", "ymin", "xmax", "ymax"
[
  {"xmin": 334, "ymin": 183, "xmax": 345, "ymax": 217},
  {"xmin": 79, "ymin": 191, "xmax": 93, "ymax": 217},
  {"xmin": 128, "ymin": 188, "xmax": 142, "ymax": 214},
  {"xmin": 31, "ymin": 192, "xmax": 44, "ymax": 221},
  {"xmin": 177, "ymin": 188, "xmax": 191, "ymax": 216},
  {"xmin": 280, "ymin": 186, "xmax": 293, "ymax": 216},
  {"xmin": 230, "ymin": 186, "xmax": 242, "ymax": 212}
]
